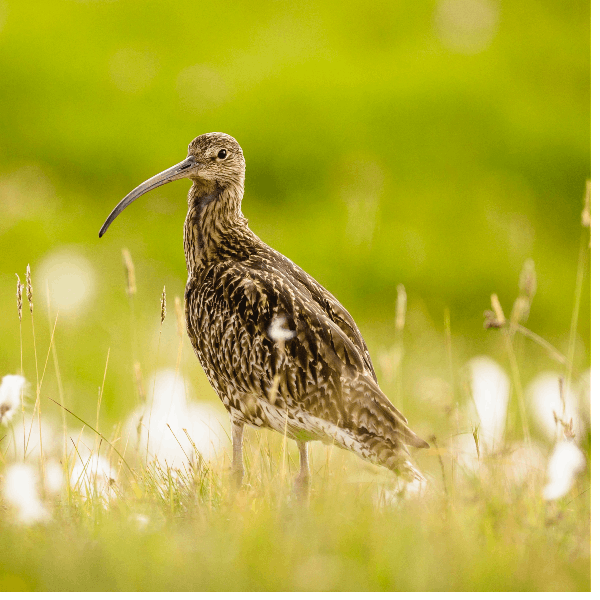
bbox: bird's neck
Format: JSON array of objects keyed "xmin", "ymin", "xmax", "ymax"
[{"xmin": 184, "ymin": 180, "xmax": 257, "ymax": 275}]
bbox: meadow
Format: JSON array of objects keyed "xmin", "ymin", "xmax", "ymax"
[
  {"xmin": 0, "ymin": 0, "xmax": 591, "ymax": 592},
  {"xmin": 0, "ymin": 210, "xmax": 591, "ymax": 590}
]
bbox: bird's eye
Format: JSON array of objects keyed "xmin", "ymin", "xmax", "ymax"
[{"xmin": 217, "ymin": 149, "xmax": 227, "ymax": 159}]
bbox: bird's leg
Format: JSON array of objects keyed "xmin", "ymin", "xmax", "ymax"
[
  {"xmin": 230, "ymin": 418, "xmax": 245, "ymax": 489},
  {"xmin": 294, "ymin": 440, "xmax": 310, "ymax": 500}
]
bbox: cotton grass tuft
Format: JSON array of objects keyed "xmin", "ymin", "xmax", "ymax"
[
  {"xmin": 0, "ymin": 374, "xmax": 27, "ymax": 426},
  {"xmin": 467, "ymin": 356, "xmax": 509, "ymax": 452},
  {"xmin": 2, "ymin": 462, "xmax": 49, "ymax": 525},
  {"xmin": 543, "ymin": 440, "xmax": 585, "ymax": 501}
]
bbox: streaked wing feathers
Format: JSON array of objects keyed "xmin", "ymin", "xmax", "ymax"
[{"xmin": 186, "ymin": 259, "xmax": 427, "ymax": 472}]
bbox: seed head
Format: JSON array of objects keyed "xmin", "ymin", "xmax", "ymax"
[
  {"xmin": 395, "ymin": 284, "xmax": 407, "ymax": 332},
  {"xmin": 0, "ymin": 374, "xmax": 27, "ymax": 426},
  {"xmin": 16, "ymin": 274, "xmax": 23, "ymax": 322},
  {"xmin": 122, "ymin": 248, "xmax": 137, "ymax": 297},
  {"xmin": 543, "ymin": 440, "xmax": 585, "ymax": 500},
  {"xmin": 25, "ymin": 264, "xmax": 33, "ymax": 315},
  {"xmin": 518, "ymin": 259, "xmax": 537, "ymax": 302},
  {"xmin": 553, "ymin": 410, "xmax": 575, "ymax": 441},
  {"xmin": 510, "ymin": 296, "xmax": 530, "ymax": 325},
  {"xmin": 484, "ymin": 293, "xmax": 506, "ymax": 329},
  {"xmin": 160, "ymin": 286, "xmax": 166, "ymax": 324}
]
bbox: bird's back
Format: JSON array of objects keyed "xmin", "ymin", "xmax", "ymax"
[{"xmin": 185, "ymin": 237, "xmax": 428, "ymax": 477}]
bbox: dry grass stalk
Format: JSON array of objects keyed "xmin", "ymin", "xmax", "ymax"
[
  {"xmin": 553, "ymin": 410, "xmax": 576, "ymax": 441},
  {"xmin": 484, "ymin": 263, "xmax": 567, "ymax": 364},
  {"xmin": 134, "ymin": 362, "xmax": 146, "ymax": 404},
  {"xmin": 490, "ymin": 294, "xmax": 505, "ymax": 325},
  {"xmin": 510, "ymin": 297, "xmax": 528, "ymax": 326},
  {"xmin": 483, "ymin": 293, "xmax": 531, "ymax": 446},
  {"xmin": 174, "ymin": 297, "xmax": 185, "ymax": 338},
  {"xmin": 565, "ymin": 179, "xmax": 591, "ymax": 393},
  {"xmin": 395, "ymin": 284, "xmax": 407, "ymax": 332},
  {"xmin": 16, "ymin": 274, "xmax": 25, "ymax": 456},
  {"xmin": 511, "ymin": 259, "xmax": 536, "ymax": 325},
  {"xmin": 472, "ymin": 426, "xmax": 481, "ymax": 461},
  {"xmin": 147, "ymin": 287, "xmax": 167, "ymax": 463},
  {"xmin": 555, "ymin": 378, "xmax": 575, "ymax": 441},
  {"xmin": 519, "ymin": 258, "xmax": 537, "ymax": 301},
  {"xmin": 122, "ymin": 248, "xmax": 137, "ymax": 297},
  {"xmin": 96, "ymin": 348, "xmax": 111, "ymax": 435},
  {"xmin": 581, "ymin": 179, "xmax": 591, "ymax": 228}
]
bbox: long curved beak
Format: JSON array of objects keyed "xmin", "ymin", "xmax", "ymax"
[{"xmin": 99, "ymin": 155, "xmax": 198, "ymax": 238}]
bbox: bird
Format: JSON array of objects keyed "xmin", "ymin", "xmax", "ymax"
[{"xmin": 99, "ymin": 132, "xmax": 429, "ymax": 494}]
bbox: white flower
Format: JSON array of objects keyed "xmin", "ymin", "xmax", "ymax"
[
  {"xmin": 268, "ymin": 315, "xmax": 296, "ymax": 343},
  {"xmin": 70, "ymin": 453, "xmax": 117, "ymax": 504},
  {"xmin": 125, "ymin": 369, "xmax": 228, "ymax": 469},
  {"xmin": 543, "ymin": 440, "xmax": 586, "ymax": 501},
  {"xmin": 0, "ymin": 374, "xmax": 26, "ymax": 426},
  {"xmin": 44, "ymin": 459, "xmax": 64, "ymax": 495},
  {"xmin": 186, "ymin": 402, "xmax": 230, "ymax": 463},
  {"xmin": 467, "ymin": 356, "xmax": 509, "ymax": 451},
  {"xmin": 2, "ymin": 462, "xmax": 49, "ymax": 525}
]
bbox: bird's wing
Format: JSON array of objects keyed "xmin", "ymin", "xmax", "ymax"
[
  {"xmin": 189, "ymin": 262, "xmax": 427, "ymax": 463},
  {"xmin": 253, "ymin": 247, "xmax": 378, "ymax": 381}
]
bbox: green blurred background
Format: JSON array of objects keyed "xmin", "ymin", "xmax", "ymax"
[{"xmin": 0, "ymin": 0, "xmax": 590, "ymax": 429}]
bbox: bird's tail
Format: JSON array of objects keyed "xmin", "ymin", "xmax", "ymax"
[{"xmin": 342, "ymin": 372, "xmax": 429, "ymax": 478}]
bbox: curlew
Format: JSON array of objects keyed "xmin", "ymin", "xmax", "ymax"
[{"xmin": 100, "ymin": 132, "xmax": 428, "ymax": 494}]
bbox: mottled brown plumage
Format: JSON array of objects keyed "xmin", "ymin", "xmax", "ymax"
[{"xmin": 100, "ymin": 132, "xmax": 428, "ymax": 490}]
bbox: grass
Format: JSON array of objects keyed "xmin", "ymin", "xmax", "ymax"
[
  {"xmin": 0, "ymin": 441, "xmax": 591, "ymax": 591},
  {"xmin": 0, "ymin": 191, "xmax": 591, "ymax": 592}
]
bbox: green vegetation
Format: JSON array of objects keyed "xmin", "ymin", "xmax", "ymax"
[{"xmin": 0, "ymin": 0, "xmax": 590, "ymax": 591}]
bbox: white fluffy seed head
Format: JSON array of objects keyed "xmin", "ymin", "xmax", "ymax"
[
  {"xmin": 0, "ymin": 374, "xmax": 27, "ymax": 426},
  {"xmin": 543, "ymin": 440, "xmax": 586, "ymax": 501},
  {"xmin": 70, "ymin": 454, "xmax": 117, "ymax": 505},
  {"xmin": 125, "ymin": 369, "xmax": 228, "ymax": 469},
  {"xmin": 467, "ymin": 356, "xmax": 509, "ymax": 452},
  {"xmin": 2, "ymin": 462, "xmax": 49, "ymax": 525},
  {"xmin": 44, "ymin": 459, "xmax": 64, "ymax": 496}
]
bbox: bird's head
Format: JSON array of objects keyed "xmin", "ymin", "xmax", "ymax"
[{"xmin": 99, "ymin": 132, "xmax": 245, "ymax": 238}]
